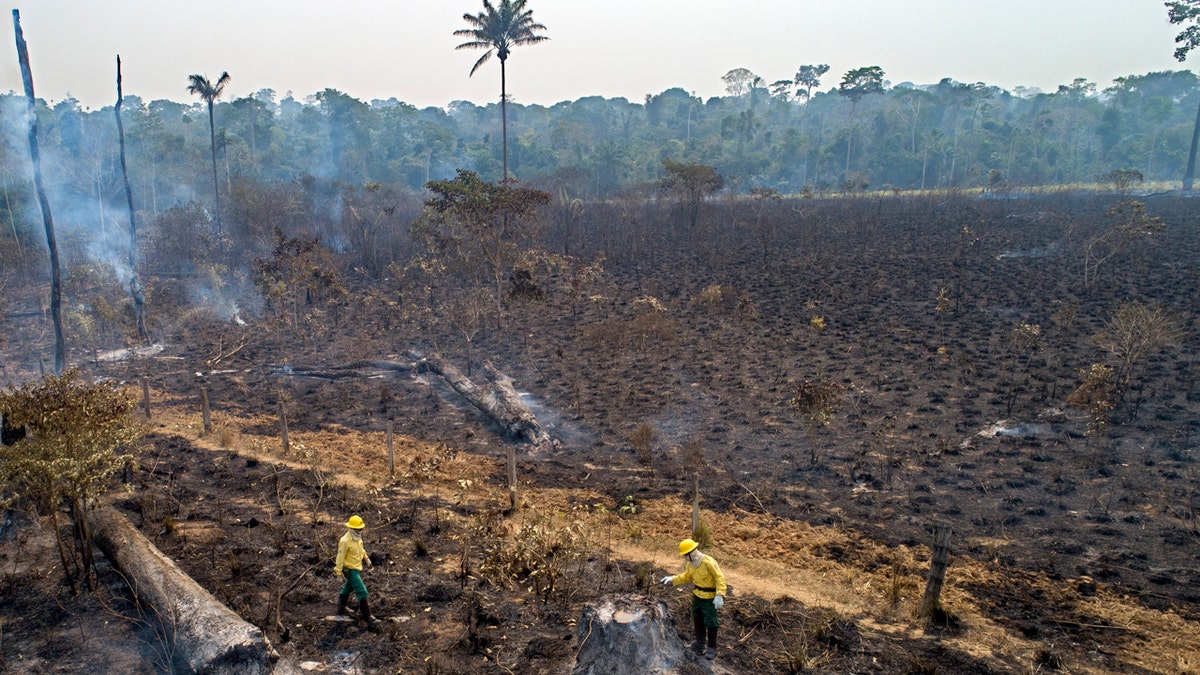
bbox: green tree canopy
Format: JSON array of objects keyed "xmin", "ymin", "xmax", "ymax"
[
  {"xmin": 660, "ymin": 158, "xmax": 724, "ymax": 229},
  {"xmin": 0, "ymin": 369, "xmax": 142, "ymax": 592}
]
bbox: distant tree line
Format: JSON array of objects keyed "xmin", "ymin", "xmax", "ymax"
[{"xmin": 1, "ymin": 67, "xmax": 1198, "ymax": 279}]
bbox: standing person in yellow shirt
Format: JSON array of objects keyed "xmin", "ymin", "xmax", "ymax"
[
  {"xmin": 662, "ymin": 538, "xmax": 727, "ymax": 660},
  {"xmin": 334, "ymin": 515, "xmax": 380, "ymax": 624}
]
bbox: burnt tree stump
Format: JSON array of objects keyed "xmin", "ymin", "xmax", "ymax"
[{"xmin": 573, "ymin": 594, "xmax": 702, "ymax": 675}]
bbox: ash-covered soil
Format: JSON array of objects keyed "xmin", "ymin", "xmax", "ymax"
[{"xmin": 3, "ymin": 192, "xmax": 1199, "ymax": 673}]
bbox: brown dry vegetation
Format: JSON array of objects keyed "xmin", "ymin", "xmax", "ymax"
[{"xmin": 2, "ymin": 191, "xmax": 1200, "ymax": 673}]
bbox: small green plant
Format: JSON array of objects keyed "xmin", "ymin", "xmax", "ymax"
[{"xmin": 617, "ymin": 495, "xmax": 638, "ymax": 516}]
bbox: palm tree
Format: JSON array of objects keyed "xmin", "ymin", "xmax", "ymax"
[
  {"xmin": 187, "ymin": 72, "xmax": 231, "ymax": 232},
  {"xmin": 455, "ymin": 0, "xmax": 548, "ymax": 182}
]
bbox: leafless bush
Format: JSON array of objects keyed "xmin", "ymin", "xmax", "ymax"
[
  {"xmin": 473, "ymin": 509, "xmax": 590, "ymax": 605},
  {"xmin": 1092, "ymin": 301, "xmax": 1184, "ymax": 407},
  {"xmin": 628, "ymin": 422, "xmax": 659, "ymax": 466}
]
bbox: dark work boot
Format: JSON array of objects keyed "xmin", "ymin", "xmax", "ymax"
[
  {"xmin": 692, "ymin": 616, "xmax": 706, "ymax": 654},
  {"xmin": 336, "ymin": 593, "xmax": 350, "ymax": 616},
  {"xmin": 705, "ymin": 627, "xmax": 718, "ymax": 660},
  {"xmin": 359, "ymin": 597, "xmax": 381, "ymax": 625}
]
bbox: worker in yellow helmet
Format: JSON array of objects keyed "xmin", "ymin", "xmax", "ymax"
[
  {"xmin": 661, "ymin": 538, "xmax": 727, "ymax": 660},
  {"xmin": 334, "ymin": 515, "xmax": 380, "ymax": 624}
]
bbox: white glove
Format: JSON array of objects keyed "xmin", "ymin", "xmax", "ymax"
[
  {"xmin": 660, "ymin": 576, "xmax": 674, "ymax": 585},
  {"xmin": 364, "ymin": 557, "xmax": 373, "ymax": 569},
  {"xmin": 713, "ymin": 595, "xmax": 724, "ymax": 609}
]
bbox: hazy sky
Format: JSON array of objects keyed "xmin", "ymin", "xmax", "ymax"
[{"xmin": 0, "ymin": 1, "xmax": 1189, "ymax": 111}]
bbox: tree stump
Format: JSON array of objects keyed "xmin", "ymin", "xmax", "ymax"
[{"xmin": 573, "ymin": 594, "xmax": 697, "ymax": 675}]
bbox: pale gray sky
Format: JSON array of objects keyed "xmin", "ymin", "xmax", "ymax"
[{"xmin": 0, "ymin": 1, "xmax": 1188, "ymax": 110}]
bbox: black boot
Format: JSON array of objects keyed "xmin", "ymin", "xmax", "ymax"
[
  {"xmin": 359, "ymin": 597, "xmax": 381, "ymax": 625},
  {"xmin": 692, "ymin": 613, "xmax": 706, "ymax": 654},
  {"xmin": 336, "ymin": 593, "xmax": 350, "ymax": 616},
  {"xmin": 705, "ymin": 627, "xmax": 718, "ymax": 660}
]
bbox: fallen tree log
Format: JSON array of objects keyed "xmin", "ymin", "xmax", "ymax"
[
  {"xmin": 271, "ymin": 353, "xmax": 554, "ymax": 450},
  {"xmin": 418, "ymin": 352, "xmax": 553, "ymax": 450},
  {"xmin": 90, "ymin": 506, "xmax": 274, "ymax": 674},
  {"xmin": 270, "ymin": 360, "xmax": 416, "ymax": 380}
]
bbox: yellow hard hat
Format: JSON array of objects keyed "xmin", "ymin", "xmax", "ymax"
[
  {"xmin": 346, "ymin": 515, "xmax": 365, "ymax": 529},
  {"xmin": 678, "ymin": 539, "xmax": 699, "ymax": 556}
]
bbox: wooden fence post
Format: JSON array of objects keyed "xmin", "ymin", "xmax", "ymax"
[
  {"xmin": 141, "ymin": 377, "xmax": 151, "ymax": 419},
  {"xmin": 386, "ymin": 420, "xmax": 395, "ymax": 476},
  {"xmin": 918, "ymin": 522, "xmax": 953, "ymax": 618},
  {"xmin": 200, "ymin": 386, "xmax": 212, "ymax": 435},
  {"xmin": 278, "ymin": 400, "xmax": 289, "ymax": 456},
  {"xmin": 507, "ymin": 446, "xmax": 517, "ymax": 512}
]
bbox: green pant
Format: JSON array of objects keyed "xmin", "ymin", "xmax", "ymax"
[
  {"xmin": 340, "ymin": 569, "xmax": 368, "ymax": 600},
  {"xmin": 691, "ymin": 595, "xmax": 719, "ymax": 629}
]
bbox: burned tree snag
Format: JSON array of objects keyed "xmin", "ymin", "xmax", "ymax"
[
  {"xmin": 12, "ymin": 10, "xmax": 65, "ymax": 373},
  {"xmin": 116, "ymin": 55, "xmax": 149, "ymax": 344}
]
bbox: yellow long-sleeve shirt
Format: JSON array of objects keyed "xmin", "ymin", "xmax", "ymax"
[
  {"xmin": 334, "ymin": 531, "xmax": 369, "ymax": 575},
  {"xmin": 671, "ymin": 553, "xmax": 727, "ymax": 599}
]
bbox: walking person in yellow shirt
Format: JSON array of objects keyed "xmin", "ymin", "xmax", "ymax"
[
  {"xmin": 662, "ymin": 538, "xmax": 727, "ymax": 660},
  {"xmin": 334, "ymin": 515, "xmax": 381, "ymax": 624}
]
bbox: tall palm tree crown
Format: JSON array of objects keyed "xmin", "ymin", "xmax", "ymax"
[
  {"xmin": 187, "ymin": 72, "xmax": 231, "ymax": 232},
  {"xmin": 455, "ymin": 0, "xmax": 548, "ymax": 182}
]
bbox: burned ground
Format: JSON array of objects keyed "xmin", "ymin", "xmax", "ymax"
[{"xmin": 2, "ymin": 192, "xmax": 1199, "ymax": 673}]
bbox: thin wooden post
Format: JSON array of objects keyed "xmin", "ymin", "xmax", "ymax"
[
  {"xmin": 278, "ymin": 400, "xmax": 290, "ymax": 456},
  {"xmin": 386, "ymin": 420, "xmax": 395, "ymax": 476},
  {"xmin": 691, "ymin": 471, "xmax": 700, "ymax": 536},
  {"xmin": 140, "ymin": 377, "xmax": 151, "ymax": 419},
  {"xmin": 507, "ymin": 446, "xmax": 517, "ymax": 512},
  {"xmin": 200, "ymin": 386, "xmax": 212, "ymax": 434},
  {"xmin": 918, "ymin": 523, "xmax": 953, "ymax": 618}
]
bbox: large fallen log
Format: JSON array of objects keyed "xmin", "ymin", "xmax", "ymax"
[
  {"xmin": 269, "ymin": 360, "xmax": 416, "ymax": 380},
  {"xmin": 418, "ymin": 352, "xmax": 553, "ymax": 450},
  {"xmin": 90, "ymin": 506, "xmax": 274, "ymax": 674},
  {"xmin": 270, "ymin": 352, "xmax": 554, "ymax": 450}
]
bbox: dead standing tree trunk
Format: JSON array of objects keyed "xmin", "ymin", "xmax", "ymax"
[
  {"xmin": 116, "ymin": 55, "xmax": 149, "ymax": 344},
  {"xmin": 12, "ymin": 10, "xmax": 65, "ymax": 373}
]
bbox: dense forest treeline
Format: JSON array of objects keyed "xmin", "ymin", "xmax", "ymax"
[{"xmin": 0, "ymin": 68, "xmax": 1197, "ymax": 291}]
